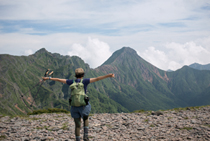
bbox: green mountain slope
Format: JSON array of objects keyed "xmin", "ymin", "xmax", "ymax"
[
  {"xmin": 98, "ymin": 47, "xmax": 184, "ymax": 111},
  {"xmin": 102, "ymin": 47, "xmax": 210, "ymax": 110},
  {"xmin": 0, "ymin": 48, "xmax": 128, "ymax": 115},
  {"xmin": 167, "ymin": 66, "xmax": 210, "ymax": 105},
  {"xmin": 1, "ymin": 47, "xmax": 210, "ymax": 116}
]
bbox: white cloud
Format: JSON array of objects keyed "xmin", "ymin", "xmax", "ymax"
[
  {"xmin": 0, "ymin": 0, "xmax": 210, "ymax": 71},
  {"xmin": 24, "ymin": 49, "xmax": 33, "ymax": 55},
  {"xmin": 0, "ymin": 0, "xmax": 208, "ymax": 28},
  {"xmin": 166, "ymin": 41, "xmax": 210, "ymax": 65},
  {"xmin": 68, "ymin": 37, "xmax": 112, "ymax": 68},
  {"xmin": 0, "ymin": 32, "xmax": 87, "ymax": 55},
  {"xmin": 139, "ymin": 46, "xmax": 168, "ymax": 70},
  {"xmin": 195, "ymin": 36, "xmax": 210, "ymax": 50},
  {"xmin": 139, "ymin": 39, "xmax": 210, "ymax": 71}
]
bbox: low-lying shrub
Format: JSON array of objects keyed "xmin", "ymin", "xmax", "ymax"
[
  {"xmin": 131, "ymin": 109, "xmax": 145, "ymax": 113},
  {"xmin": 27, "ymin": 108, "xmax": 70, "ymax": 115}
]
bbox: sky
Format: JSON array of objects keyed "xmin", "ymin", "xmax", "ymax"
[{"xmin": 0, "ymin": 0, "xmax": 210, "ymax": 71}]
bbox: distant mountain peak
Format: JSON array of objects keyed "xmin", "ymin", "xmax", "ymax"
[
  {"xmin": 190, "ymin": 63, "xmax": 201, "ymax": 67},
  {"xmin": 121, "ymin": 47, "xmax": 137, "ymax": 53},
  {"xmin": 34, "ymin": 48, "xmax": 49, "ymax": 55},
  {"xmin": 102, "ymin": 47, "xmax": 139, "ymax": 65}
]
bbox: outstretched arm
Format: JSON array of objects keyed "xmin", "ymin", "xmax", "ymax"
[
  {"xmin": 42, "ymin": 77, "xmax": 67, "ymax": 84},
  {"xmin": 90, "ymin": 73, "xmax": 115, "ymax": 83}
]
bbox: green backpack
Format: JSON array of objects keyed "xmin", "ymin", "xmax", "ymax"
[{"xmin": 69, "ymin": 79, "xmax": 87, "ymax": 107}]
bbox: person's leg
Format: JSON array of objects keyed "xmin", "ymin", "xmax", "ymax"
[
  {"xmin": 71, "ymin": 106, "xmax": 83, "ymax": 141},
  {"xmin": 83, "ymin": 115, "xmax": 89, "ymax": 140},
  {"xmin": 82, "ymin": 103, "xmax": 91, "ymax": 141},
  {"xmin": 74, "ymin": 118, "xmax": 81, "ymax": 141}
]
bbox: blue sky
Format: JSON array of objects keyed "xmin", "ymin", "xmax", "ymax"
[{"xmin": 0, "ymin": 0, "xmax": 210, "ymax": 70}]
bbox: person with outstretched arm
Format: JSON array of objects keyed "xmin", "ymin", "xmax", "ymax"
[{"xmin": 42, "ymin": 68, "xmax": 115, "ymax": 141}]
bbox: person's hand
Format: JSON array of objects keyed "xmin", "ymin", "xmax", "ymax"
[
  {"xmin": 42, "ymin": 77, "xmax": 49, "ymax": 81},
  {"xmin": 110, "ymin": 73, "xmax": 115, "ymax": 78}
]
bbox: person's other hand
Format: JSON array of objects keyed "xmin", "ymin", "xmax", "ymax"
[{"xmin": 110, "ymin": 73, "xmax": 115, "ymax": 78}]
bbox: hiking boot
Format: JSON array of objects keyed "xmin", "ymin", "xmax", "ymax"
[
  {"xmin": 76, "ymin": 137, "xmax": 80, "ymax": 141},
  {"xmin": 83, "ymin": 136, "xmax": 89, "ymax": 141}
]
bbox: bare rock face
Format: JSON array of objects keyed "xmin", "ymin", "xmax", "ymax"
[{"xmin": 0, "ymin": 106, "xmax": 210, "ymax": 141}]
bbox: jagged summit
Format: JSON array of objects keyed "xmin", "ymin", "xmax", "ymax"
[
  {"xmin": 34, "ymin": 48, "xmax": 49, "ymax": 55},
  {"xmin": 33, "ymin": 48, "xmax": 65, "ymax": 59},
  {"xmin": 120, "ymin": 47, "xmax": 137, "ymax": 54},
  {"xmin": 102, "ymin": 47, "xmax": 140, "ymax": 65}
]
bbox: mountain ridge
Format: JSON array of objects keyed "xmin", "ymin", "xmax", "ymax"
[
  {"xmin": 1, "ymin": 47, "xmax": 210, "ymax": 115},
  {"xmin": 189, "ymin": 63, "xmax": 210, "ymax": 71}
]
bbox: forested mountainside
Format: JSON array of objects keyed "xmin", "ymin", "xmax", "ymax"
[{"xmin": 1, "ymin": 47, "xmax": 210, "ymax": 115}]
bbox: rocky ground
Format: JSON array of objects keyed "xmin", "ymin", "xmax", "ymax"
[{"xmin": 0, "ymin": 106, "xmax": 210, "ymax": 141}]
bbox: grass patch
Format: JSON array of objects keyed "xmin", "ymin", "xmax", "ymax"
[
  {"xmin": 144, "ymin": 118, "xmax": 149, "ymax": 123},
  {"xmin": 146, "ymin": 111, "xmax": 152, "ymax": 116},
  {"xmin": 203, "ymin": 124, "xmax": 210, "ymax": 128},
  {"xmin": 149, "ymin": 124, "xmax": 155, "ymax": 127},
  {"xmin": 36, "ymin": 127, "xmax": 44, "ymax": 130},
  {"xmin": 183, "ymin": 117, "xmax": 189, "ymax": 120},
  {"xmin": 106, "ymin": 124, "xmax": 112, "ymax": 128},
  {"xmin": 36, "ymin": 125, "xmax": 49, "ymax": 130},
  {"xmin": 56, "ymin": 115, "xmax": 64, "ymax": 118},
  {"xmin": 180, "ymin": 127, "xmax": 193, "ymax": 130},
  {"xmin": 61, "ymin": 122, "xmax": 68, "ymax": 130},
  {"xmin": 168, "ymin": 117, "xmax": 173, "ymax": 120},
  {"xmin": 131, "ymin": 109, "xmax": 145, "ymax": 113},
  {"xmin": 0, "ymin": 115, "xmax": 5, "ymax": 118},
  {"xmin": 27, "ymin": 108, "xmax": 70, "ymax": 115},
  {"xmin": 89, "ymin": 114, "xmax": 94, "ymax": 116},
  {"xmin": 19, "ymin": 116, "xmax": 41, "ymax": 121},
  {"xmin": 0, "ymin": 135, "xmax": 7, "ymax": 140},
  {"xmin": 129, "ymin": 105, "xmax": 210, "ymax": 115},
  {"xmin": 171, "ymin": 105, "xmax": 210, "ymax": 112},
  {"xmin": 131, "ymin": 109, "xmax": 153, "ymax": 116}
]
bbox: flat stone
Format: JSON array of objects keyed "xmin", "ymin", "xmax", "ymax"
[
  {"xmin": 0, "ymin": 116, "xmax": 10, "ymax": 122},
  {"xmin": 191, "ymin": 119, "xmax": 197, "ymax": 124},
  {"xmin": 137, "ymin": 127, "xmax": 145, "ymax": 130},
  {"xmin": 21, "ymin": 137, "xmax": 29, "ymax": 141}
]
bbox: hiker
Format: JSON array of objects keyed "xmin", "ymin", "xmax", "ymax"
[{"xmin": 42, "ymin": 68, "xmax": 115, "ymax": 141}]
